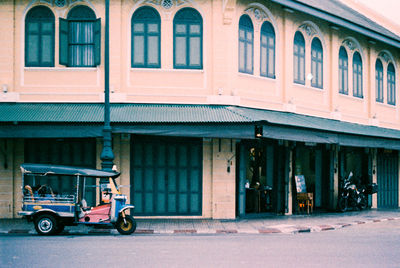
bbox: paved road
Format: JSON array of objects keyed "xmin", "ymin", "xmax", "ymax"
[{"xmin": 1, "ymin": 220, "xmax": 399, "ymax": 268}]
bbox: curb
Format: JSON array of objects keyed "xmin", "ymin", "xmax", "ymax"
[{"xmin": 1, "ymin": 217, "xmax": 399, "ymax": 236}]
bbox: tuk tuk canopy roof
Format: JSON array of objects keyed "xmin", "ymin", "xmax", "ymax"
[{"xmin": 20, "ymin": 163, "xmax": 120, "ymax": 178}]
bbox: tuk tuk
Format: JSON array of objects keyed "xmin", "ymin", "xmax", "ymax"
[{"xmin": 18, "ymin": 163, "xmax": 136, "ymax": 235}]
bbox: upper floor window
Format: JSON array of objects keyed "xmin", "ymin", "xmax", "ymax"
[
  {"xmin": 293, "ymin": 31, "xmax": 305, "ymax": 85},
  {"xmin": 352, "ymin": 52, "xmax": 363, "ymax": 98},
  {"xmin": 25, "ymin": 6, "xmax": 55, "ymax": 67},
  {"xmin": 260, "ymin": 21, "xmax": 275, "ymax": 78},
  {"xmin": 59, "ymin": 6, "xmax": 101, "ymax": 67},
  {"xmin": 387, "ymin": 63, "xmax": 396, "ymax": 105},
  {"xmin": 173, "ymin": 8, "xmax": 203, "ymax": 69},
  {"xmin": 338, "ymin": 46, "xmax": 348, "ymax": 94},
  {"xmin": 131, "ymin": 7, "xmax": 161, "ymax": 68},
  {"xmin": 238, "ymin": 15, "xmax": 253, "ymax": 74},
  {"xmin": 375, "ymin": 59, "xmax": 383, "ymax": 103},
  {"xmin": 311, "ymin": 38, "xmax": 323, "ymax": 88}
]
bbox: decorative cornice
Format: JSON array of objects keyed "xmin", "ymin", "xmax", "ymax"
[
  {"xmin": 34, "ymin": 0, "xmax": 84, "ymax": 8},
  {"xmin": 378, "ymin": 52, "xmax": 391, "ymax": 63},
  {"xmin": 144, "ymin": 0, "xmax": 191, "ymax": 9},
  {"xmin": 343, "ymin": 40, "xmax": 356, "ymax": 51},
  {"xmin": 299, "ymin": 24, "xmax": 317, "ymax": 37},
  {"xmin": 245, "ymin": 7, "xmax": 268, "ymax": 21}
]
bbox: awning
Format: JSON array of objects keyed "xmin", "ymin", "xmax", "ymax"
[
  {"xmin": 261, "ymin": 124, "xmax": 400, "ymax": 150},
  {"xmin": 1, "ymin": 103, "xmax": 400, "ymax": 149},
  {"xmin": 0, "ymin": 124, "xmax": 103, "ymax": 138},
  {"xmin": 113, "ymin": 124, "xmax": 255, "ymax": 139}
]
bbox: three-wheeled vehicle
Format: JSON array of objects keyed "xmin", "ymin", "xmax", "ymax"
[{"xmin": 18, "ymin": 163, "xmax": 136, "ymax": 235}]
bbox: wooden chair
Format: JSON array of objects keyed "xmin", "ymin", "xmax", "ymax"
[{"xmin": 297, "ymin": 193, "xmax": 313, "ymax": 214}]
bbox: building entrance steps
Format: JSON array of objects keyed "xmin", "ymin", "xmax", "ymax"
[{"xmin": 1, "ymin": 209, "xmax": 399, "ymax": 235}]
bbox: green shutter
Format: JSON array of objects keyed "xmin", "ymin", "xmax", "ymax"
[
  {"xmin": 94, "ymin": 18, "xmax": 101, "ymax": 66},
  {"xmin": 59, "ymin": 18, "xmax": 69, "ymax": 66}
]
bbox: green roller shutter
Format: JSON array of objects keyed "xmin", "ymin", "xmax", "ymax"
[
  {"xmin": 59, "ymin": 18, "xmax": 69, "ymax": 66},
  {"xmin": 377, "ymin": 151, "xmax": 399, "ymax": 208},
  {"xmin": 24, "ymin": 138, "xmax": 97, "ymax": 206},
  {"xmin": 131, "ymin": 137, "xmax": 202, "ymax": 216}
]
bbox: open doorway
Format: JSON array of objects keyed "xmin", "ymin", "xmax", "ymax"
[
  {"xmin": 293, "ymin": 144, "xmax": 332, "ymax": 212},
  {"xmin": 236, "ymin": 140, "xmax": 287, "ymax": 217},
  {"xmin": 339, "ymin": 147, "xmax": 371, "ymax": 187}
]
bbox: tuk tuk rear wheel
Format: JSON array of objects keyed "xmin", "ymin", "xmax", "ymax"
[
  {"xmin": 116, "ymin": 215, "xmax": 136, "ymax": 235},
  {"xmin": 34, "ymin": 214, "xmax": 58, "ymax": 235}
]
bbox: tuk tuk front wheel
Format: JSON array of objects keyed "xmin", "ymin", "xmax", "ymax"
[
  {"xmin": 116, "ymin": 215, "xmax": 136, "ymax": 235},
  {"xmin": 34, "ymin": 214, "xmax": 58, "ymax": 235}
]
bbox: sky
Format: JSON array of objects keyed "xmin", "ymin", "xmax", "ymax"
[{"xmin": 355, "ymin": 0, "xmax": 400, "ymax": 25}]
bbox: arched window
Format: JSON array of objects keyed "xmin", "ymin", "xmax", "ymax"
[
  {"xmin": 375, "ymin": 59, "xmax": 383, "ymax": 102},
  {"xmin": 173, "ymin": 8, "xmax": 203, "ymax": 69},
  {"xmin": 238, "ymin": 15, "xmax": 253, "ymax": 74},
  {"xmin": 260, "ymin": 21, "xmax": 275, "ymax": 78},
  {"xmin": 25, "ymin": 6, "xmax": 55, "ymax": 67},
  {"xmin": 131, "ymin": 7, "xmax": 161, "ymax": 68},
  {"xmin": 387, "ymin": 63, "xmax": 396, "ymax": 105},
  {"xmin": 293, "ymin": 31, "xmax": 305, "ymax": 84},
  {"xmin": 353, "ymin": 52, "xmax": 363, "ymax": 98},
  {"xmin": 311, "ymin": 38, "xmax": 323, "ymax": 88},
  {"xmin": 339, "ymin": 46, "xmax": 348, "ymax": 94},
  {"xmin": 59, "ymin": 5, "xmax": 101, "ymax": 67}
]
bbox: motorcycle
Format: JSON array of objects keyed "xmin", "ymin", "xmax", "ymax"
[{"xmin": 338, "ymin": 172, "xmax": 368, "ymax": 212}]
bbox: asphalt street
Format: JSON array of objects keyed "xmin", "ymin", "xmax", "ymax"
[{"xmin": 1, "ymin": 220, "xmax": 399, "ymax": 268}]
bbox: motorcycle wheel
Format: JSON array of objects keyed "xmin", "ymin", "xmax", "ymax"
[
  {"xmin": 358, "ymin": 194, "xmax": 368, "ymax": 210},
  {"xmin": 338, "ymin": 197, "xmax": 348, "ymax": 212},
  {"xmin": 116, "ymin": 215, "xmax": 136, "ymax": 235}
]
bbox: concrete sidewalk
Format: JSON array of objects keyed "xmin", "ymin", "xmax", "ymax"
[{"xmin": 1, "ymin": 209, "xmax": 399, "ymax": 235}]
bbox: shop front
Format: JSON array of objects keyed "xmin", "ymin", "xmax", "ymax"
[
  {"xmin": 24, "ymin": 138, "xmax": 98, "ymax": 206},
  {"xmin": 130, "ymin": 136, "xmax": 203, "ymax": 216},
  {"xmin": 236, "ymin": 139, "xmax": 289, "ymax": 217},
  {"xmin": 339, "ymin": 146, "xmax": 371, "ymax": 188},
  {"xmin": 293, "ymin": 144, "xmax": 334, "ymax": 212},
  {"xmin": 2, "ymin": 103, "xmax": 400, "ymax": 219},
  {"xmin": 377, "ymin": 150, "xmax": 399, "ymax": 208}
]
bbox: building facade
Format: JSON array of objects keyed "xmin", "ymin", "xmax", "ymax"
[{"xmin": 1, "ymin": 0, "xmax": 400, "ymax": 219}]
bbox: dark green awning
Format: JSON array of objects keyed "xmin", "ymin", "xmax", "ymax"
[{"xmin": 1, "ymin": 103, "xmax": 400, "ymax": 149}]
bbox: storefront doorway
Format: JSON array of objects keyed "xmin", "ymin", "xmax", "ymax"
[
  {"xmin": 236, "ymin": 140, "xmax": 287, "ymax": 217},
  {"xmin": 339, "ymin": 147, "xmax": 371, "ymax": 187},
  {"xmin": 130, "ymin": 136, "xmax": 203, "ymax": 216},
  {"xmin": 377, "ymin": 150, "xmax": 399, "ymax": 208},
  {"xmin": 293, "ymin": 145, "xmax": 333, "ymax": 212},
  {"xmin": 24, "ymin": 138, "xmax": 97, "ymax": 205},
  {"xmin": 339, "ymin": 147, "xmax": 372, "ymax": 206}
]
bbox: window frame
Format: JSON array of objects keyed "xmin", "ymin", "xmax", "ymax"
[
  {"xmin": 60, "ymin": 5, "xmax": 100, "ymax": 68},
  {"xmin": 387, "ymin": 63, "xmax": 396, "ymax": 105},
  {"xmin": 25, "ymin": 6, "xmax": 55, "ymax": 67},
  {"xmin": 352, "ymin": 51, "xmax": 363, "ymax": 98},
  {"xmin": 338, "ymin": 46, "xmax": 348, "ymax": 94},
  {"xmin": 131, "ymin": 6, "xmax": 161, "ymax": 68},
  {"xmin": 173, "ymin": 8, "xmax": 203, "ymax": 70},
  {"xmin": 238, "ymin": 15, "xmax": 254, "ymax": 74},
  {"xmin": 375, "ymin": 59, "xmax": 384, "ymax": 103},
  {"xmin": 293, "ymin": 31, "xmax": 305, "ymax": 85},
  {"xmin": 260, "ymin": 21, "xmax": 275, "ymax": 78},
  {"xmin": 311, "ymin": 37, "xmax": 323, "ymax": 89}
]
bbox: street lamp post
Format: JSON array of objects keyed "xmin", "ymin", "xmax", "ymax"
[{"xmin": 100, "ymin": 0, "xmax": 114, "ymax": 171}]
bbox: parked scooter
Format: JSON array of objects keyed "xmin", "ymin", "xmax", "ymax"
[{"xmin": 338, "ymin": 172, "xmax": 368, "ymax": 212}]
